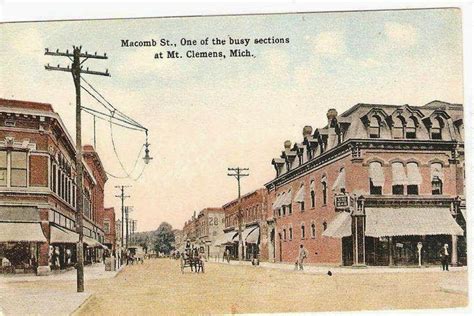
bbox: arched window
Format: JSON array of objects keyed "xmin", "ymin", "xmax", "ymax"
[
  {"xmin": 369, "ymin": 161, "xmax": 384, "ymax": 195},
  {"xmin": 289, "ymin": 227, "xmax": 293, "ymax": 240},
  {"xmin": 283, "ymin": 228, "xmax": 287, "ymax": 240},
  {"xmin": 406, "ymin": 117, "xmax": 417, "ymax": 139},
  {"xmin": 431, "ymin": 117, "xmax": 444, "ymax": 140},
  {"xmin": 431, "ymin": 162, "xmax": 444, "ymax": 195},
  {"xmin": 369, "ymin": 115, "xmax": 381, "ymax": 138},
  {"xmin": 391, "ymin": 162, "xmax": 407, "ymax": 195},
  {"xmin": 406, "ymin": 162, "xmax": 421, "ymax": 195},
  {"xmin": 321, "ymin": 177, "xmax": 328, "ymax": 205},
  {"xmin": 310, "ymin": 180, "xmax": 315, "ymax": 208},
  {"xmin": 323, "ymin": 221, "xmax": 327, "ymax": 231},
  {"xmin": 301, "ymin": 223, "xmax": 306, "ymax": 239},
  {"xmin": 393, "ymin": 116, "xmax": 405, "ymax": 139},
  {"xmin": 311, "ymin": 222, "xmax": 316, "ymax": 238}
]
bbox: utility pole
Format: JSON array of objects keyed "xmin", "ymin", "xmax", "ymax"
[
  {"xmin": 124, "ymin": 206, "xmax": 133, "ymax": 249},
  {"xmin": 45, "ymin": 46, "xmax": 109, "ymax": 293},
  {"xmin": 115, "ymin": 186, "xmax": 130, "ymax": 263},
  {"xmin": 227, "ymin": 167, "xmax": 249, "ymax": 263}
]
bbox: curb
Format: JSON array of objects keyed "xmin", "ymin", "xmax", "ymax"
[{"xmin": 71, "ymin": 293, "xmax": 93, "ymax": 315}]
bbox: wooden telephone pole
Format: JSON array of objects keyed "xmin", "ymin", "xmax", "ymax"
[
  {"xmin": 45, "ymin": 46, "xmax": 109, "ymax": 293},
  {"xmin": 227, "ymin": 167, "xmax": 249, "ymax": 262},
  {"xmin": 115, "ymin": 185, "xmax": 130, "ymax": 261}
]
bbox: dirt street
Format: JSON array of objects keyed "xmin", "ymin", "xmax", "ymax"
[{"xmin": 70, "ymin": 259, "xmax": 468, "ymax": 315}]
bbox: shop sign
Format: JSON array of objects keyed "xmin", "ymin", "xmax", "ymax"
[{"xmin": 334, "ymin": 193, "xmax": 350, "ymax": 209}]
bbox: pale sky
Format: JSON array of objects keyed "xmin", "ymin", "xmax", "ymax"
[{"xmin": 0, "ymin": 8, "xmax": 464, "ymax": 232}]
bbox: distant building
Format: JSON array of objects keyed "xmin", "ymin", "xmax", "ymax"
[
  {"xmin": 195, "ymin": 207, "xmax": 225, "ymax": 259},
  {"xmin": 265, "ymin": 101, "xmax": 465, "ymax": 266},
  {"xmin": 0, "ymin": 98, "xmax": 111, "ymax": 275},
  {"xmin": 172, "ymin": 229, "xmax": 184, "ymax": 251},
  {"xmin": 103, "ymin": 207, "xmax": 116, "ymax": 252}
]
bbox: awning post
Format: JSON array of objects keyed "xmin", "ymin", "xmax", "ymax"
[
  {"xmin": 451, "ymin": 235, "xmax": 458, "ymax": 266},
  {"xmin": 351, "ymin": 196, "xmax": 366, "ymax": 267}
]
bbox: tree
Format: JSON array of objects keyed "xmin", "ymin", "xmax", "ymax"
[{"xmin": 154, "ymin": 222, "xmax": 175, "ymax": 255}]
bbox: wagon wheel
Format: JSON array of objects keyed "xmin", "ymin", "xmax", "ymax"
[{"xmin": 180, "ymin": 256, "xmax": 184, "ymax": 273}]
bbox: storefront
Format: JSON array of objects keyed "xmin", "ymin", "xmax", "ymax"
[
  {"xmin": 323, "ymin": 207, "xmax": 464, "ymax": 266},
  {"xmin": 0, "ymin": 222, "xmax": 47, "ymax": 274},
  {"xmin": 49, "ymin": 225, "xmax": 78, "ymax": 270}
]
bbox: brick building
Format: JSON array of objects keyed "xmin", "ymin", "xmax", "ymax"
[
  {"xmin": 219, "ymin": 188, "xmax": 270, "ymax": 261},
  {"xmin": 265, "ymin": 101, "xmax": 465, "ymax": 266},
  {"xmin": 0, "ymin": 98, "xmax": 110, "ymax": 275},
  {"xmin": 182, "ymin": 211, "xmax": 198, "ymax": 244},
  {"xmin": 103, "ymin": 207, "xmax": 116, "ymax": 252}
]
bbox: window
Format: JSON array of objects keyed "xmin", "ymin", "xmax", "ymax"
[
  {"xmin": 391, "ymin": 162, "xmax": 407, "ymax": 195},
  {"xmin": 289, "ymin": 227, "xmax": 293, "ymax": 240},
  {"xmin": 323, "ymin": 222, "xmax": 327, "ymax": 231},
  {"xmin": 0, "ymin": 151, "xmax": 7, "ymax": 187},
  {"xmin": 301, "ymin": 224, "xmax": 306, "ymax": 239},
  {"xmin": 283, "ymin": 229, "xmax": 287, "ymax": 240},
  {"xmin": 288, "ymin": 203, "xmax": 292, "ymax": 215},
  {"xmin": 406, "ymin": 117, "xmax": 417, "ymax": 139},
  {"xmin": 10, "ymin": 151, "xmax": 27, "ymax": 187},
  {"xmin": 431, "ymin": 163, "xmax": 444, "ymax": 195},
  {"xmin": 406, "ymin": 162, "xmax": 421, "ymax": 195},
  {"xmin": 311, "ymin": 222, "xmax": 316, "ymax": 238},
  {"xmin": 321, "ymin": 179, "xmax": 327, "ymax": 205},
  {"xmin": 431, "ymin": 117, "xmax": 443, "ymax": 140},
  {"xmin": 51, "ymin": 164, "xmax": 57, "ymax": 192},
  {"xmin": 300, "ymin": 201, "xmax": 305, "ymax": 211},
  {"xmin": 369, "ymin": 115, "xmax": 381, "ymax": 138},
  {"xmin": 310, "ymin": 190, "xmax": 315, "ymax": 208},
  {"xmin": 393, "ymin": 116, "xmax": 405, "ymax": 139}
]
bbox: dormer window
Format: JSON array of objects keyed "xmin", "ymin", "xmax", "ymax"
[
  {"xmin": 406, "ymin": 117, "xmax": 417, "ymax": 139},
  {"xmin": 369, "ymin": 115, "xmax": 381, "ymax": 138},
  {"xmin": 431, "ymin": 117, "xmax": 443, "ymax": 140},
  {"xmin": 393, "ymin": 116, "xmax": 405, "ymax": 139}
]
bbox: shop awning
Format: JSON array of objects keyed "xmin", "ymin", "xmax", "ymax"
[
  {"xmin": 233, "ymin": 226, "xmax": 252, "ymax": 242},
  {"xmin": 0, "ymin": 222, "xmax": 47, "ymax": 243},
  {"xmin": 215, "ymin": 231, "xmax": 237, "ymax": 245},
  {"xmin": 50, "ymin": 226, "xmax": 79, "ymax": 244},
  {"xmin": 293, "ymin": 185, "xmax": 305, "ymax": 203},
  {"xmin": 280, "ymin": 191, "xmax": 292, "ymax": 206},
  {"xmin": 83, "ymin": 236, "xmax": 102, "ymax": 247},
  {"xmin": 365, "ymin": 207, "xmax": 464, "ymax": 238},
  {"xmin": 406, "ymin": 163, "xmax": 422, "ymax": 185},
  {"xmin": 391, "ymin": 162, "xmax": 408, "ymax": 186},
  {"xmin": 246, "ymin": 226, "xmax": 260, "ymax": 244},
  {"xmin": 322, "ymin": 212, "xmax": 352, "ymax": 238}
]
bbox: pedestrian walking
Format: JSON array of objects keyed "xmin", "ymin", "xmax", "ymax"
[
  {"xmin": 439, "ymin": 243, "xmax": 450, "ymax": 271},
  {"xmin": 296, "ymin": 244, "xmax": 308, "ymax": 271}
]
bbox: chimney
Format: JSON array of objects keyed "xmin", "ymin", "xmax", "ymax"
[
  {"xmin": 302, "ymin": 126, "xmax": 313, "ymax": 138},
  {"xmin": 327, "ymin": 108, "xmax": 338, "ymax": 127}
]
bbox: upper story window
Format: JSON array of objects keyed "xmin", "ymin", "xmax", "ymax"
[
  {"xmin": 391, "ymin": 162, "xmax": 407, "ymax": 195},
  {"xmin": 431, "ymin": 117, "xmax": 444, "ymax": 140},
  {"xmin": 289, "ymin": 226, "xmax": 293, "ymax": 240},
  {"xmin": 392, "ymin": 116, "xmax": 405, "ymax": 139},
  {"xmin": 311, "ymin": 222, "xmax": 316, "ymax": 238},
  {"xmin": 369, "ymin": 161, "xmax": 384, "ymax": 195},
  {"xmin": 405, "ymin": 117, "xmax": 417, "ymax": 139},
  {"xmin": 104, "ymin": 220, "xmax": 110, "ymax": 234},
  {"xmin": 321, "ymin": 176, "xmax": 328, "ymax": 205},
  {"xmin": 431, "ymin": 163, "xmax": 444, "ymax": 195},
  {"xmin": 301, "ymin": 223, "xmax": 306, "ymax": 239},
  {"xmin": 310, "ymin": 180, "xmax": 315, "ymax": 208},
  {"xmin": 369, "ymin": 115, "xmax": 381, "ymax": 138},
  {"xmin": 0, "ymin": 150, "xmax": 28, "ymax": 188},
  {"xmin": 406, "ymin": 162, "xmax": 422, "ymax": 195}
]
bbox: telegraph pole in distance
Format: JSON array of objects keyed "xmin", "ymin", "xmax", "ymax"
[
  {"xmin": 45, "ymin": 46, "xmax": 109, "ymax": 293},
  {"xmin": 125, "ymin": 206, "xmax": 134, "ymax": 249},
  {"xmin": 115, "ymin": 185, "xmax": 130, "ymax": 263},
  {"xmin": 227, "ymin": 167, "xmax": 249, "ymax": 263}
]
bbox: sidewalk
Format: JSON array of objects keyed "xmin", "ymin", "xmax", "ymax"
[
  {"xmin": 0, "ymin": 263, "xmax": 125, "ymax": 315},
  {"xmin": 210, "ymin": 259, "xmax": 468, "ymax": 275},
  {"xmin": 0, "ymin": 262, "xmax": 124, "ymax": 283}
]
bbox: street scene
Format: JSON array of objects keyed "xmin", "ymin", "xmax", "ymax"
[{"xmin": 0, "ymin": 6, "xmax": 470, "ymax": 316}]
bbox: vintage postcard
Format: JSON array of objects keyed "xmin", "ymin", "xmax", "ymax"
[{"xmin": 0, "ymin": 4, "xmax": 470, "ymax": 315}]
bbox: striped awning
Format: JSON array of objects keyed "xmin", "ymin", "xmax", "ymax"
[
  {"xmin": 322, "ymin": 212, "xmax": 352, "ymax": 238},
  {"xmin": 50, "ymin": 226, "xmax": 79, "ymax": 244},
  {"xmin": 365, "ymin": 207, "xmax": 464, "ymax": 238},
  {"xmin": 0, "ymin": 222, "xmax": 47, "ymax": 243}
]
